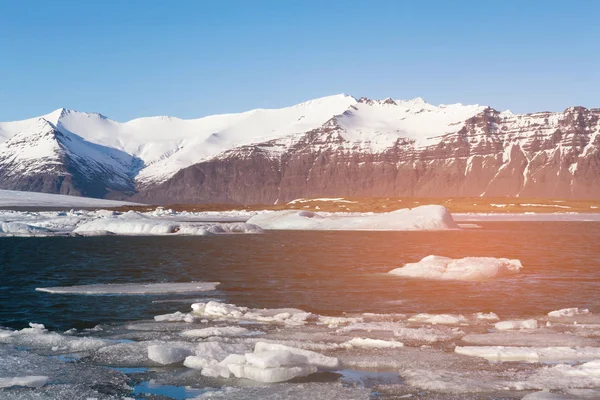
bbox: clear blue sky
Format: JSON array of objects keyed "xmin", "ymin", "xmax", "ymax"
[{"xmin": 1, "ymin": 0, "xmax": 599, "ymax": 121}]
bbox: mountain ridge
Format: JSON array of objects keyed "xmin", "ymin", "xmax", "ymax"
[{"xmin": 1, "ymin": 95, "xmax": 599, "ymax": 203}]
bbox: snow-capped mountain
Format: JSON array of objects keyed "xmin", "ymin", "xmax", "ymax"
[{"xmin": 1, "ymin": 95, "xmax": 599, "ymax": 203}]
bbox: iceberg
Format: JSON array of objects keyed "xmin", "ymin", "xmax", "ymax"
[
  {"xmin": 246, "ymin": 205, "xmax": 458, "ymax": 231},
  {"xmin": 388, "ymin": 255, "xmax": 522, "ymax": 281}
]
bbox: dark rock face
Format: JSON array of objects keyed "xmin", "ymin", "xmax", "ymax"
[{"xmin": 136, "ymin": 106, "xmax": 600, "ymax": 204}]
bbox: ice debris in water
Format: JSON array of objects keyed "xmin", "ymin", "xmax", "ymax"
[
  {"xmin": 181, "ymin": 326, "xmax": 252, "ymax": 338},
  {"xmin": 36, "ymin": 281, "xmax": 219, "ymax": 295},
  {"xmin": 407, "ymin": 313, "xmax": 467, "ymax": 325},
  {"xmin": 73, "ymin": 217, "xmax": 263, "ymax": 236},
  {"xmin": 0, "ymin": 323, "xmax": 109, "ymax": 353},
  {"xmin": 455, "ymin": 346, "xmax": 600, "ymax": 363},
  {"xmin": 182, "ymin": 341, "xmax": 338, "ymax": 383},
  {"xmin": 548, "ymin": 308, "xmax": 591, "ymax": 318},
  {"xmin": 246, "ymin": 205, "xmax": 458, "ymax": 230},
  {"xmin": 0, "ymin": 207, "xmax": 264, "ymax": 237},
  {"xmin": 462, "ymin": 331, "xmax": 598, "ymax": 347},
  {"xmin": 495, "ymin": 319, "xmax": 539, "ymax": 330},
  {"xmin": 343, "ymin": 337, "xmax": 404, "ymax": 349},
  {"xmin": 388, "ymin": 255, "xmax": 522, "ymax": 281},
  {"xmin": 191, "ymin": 301, "xmax": 312, "ymax": 325},
  {"xmin": 147, "ymin": 344, "xmax": 194, "ymax": 365},
  {"xmin": 473, "ymin": 312, "xmax": 500, "ymax": 321},
  {"xmin": 0, "ymin": 376, "xmax": 49, "ymax": 388},
  {"xmin": 154, "ymin": 311, "xmax": 197, "ymax": 322}
]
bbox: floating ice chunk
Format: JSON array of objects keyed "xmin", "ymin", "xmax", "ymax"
[
  {"xmin": 408, "ymin": 313, "xmax": 467, "ymax": 325},
  {"xmin": 0, "ymin": 375, "xmax": 49, "ymax": 388},
  {"xmin": 36, "ymin": 281, "xmax": 219, "ymax": 295},
  {"xmin": 254, "ymin": 342, "xmax": 341, "ymax": 369},
  {"xmin": 344, "ymin": 338, "xmax": 404, "ymax": 349},
  {"xmin": 228, "ymin": 363, "xmax": 317, "ymax": 383},
  {"xmin": 247, "ymin": 205, "xmax": 458, "ymax": 231},
  {"xmin": 147, "ymin": 344, "xmax": 193, "ymax": 365},
  {"xmin": 0, "ymin": 323, "xmax": 109, "ymax": 353},
  {"xmin": 474, "ymin": 312, "xmax": 500, "ymax": 321},
  {"xmin": 455, "ymin": 346, "xmax": 600, "ymax": 363},
  {"xmin": 181, "ymin": 326, "xmax": 251, "ymax": 338},
  {"xmin": 191, "ymin": 301, "xmax": 312, "ymax": 325},
  {"xmin": 393, "ymin": 327, "xmax": 462, "ymax": 343},
  {"xmin": 495, "ymin": 319, "xmax": 538, "ymax": 330},
  {"xmin": 184, "ymin": 342, "xmax": 250, "ymax": 370},
  {"xmin": 192, "ymin": 301, "xmax": 248, "ymax": 318},
  {"xmin": 154, "ymin": 311, "xmax": 196, "ymax": 322},
  {"xmin": 548, "ymin": 308, "xmax": 591, "ymax": 318},
  {"xmin": 526, "ymin": 361, "xmax": 600, "ymax": 391},
  {"xmin": 245, "ymin": 350, "xmax": 301, "ymax": 368},
  {"xmin": 318, "ymin": 315, "xmax": 363, "ymax": 327},
  {"xmin": 462, "ymin": 332, "xmax": 598, "ymax": 347},
  {"xmin": 389, "ymin": 255, "xmax": 522, "ymax": 281}
]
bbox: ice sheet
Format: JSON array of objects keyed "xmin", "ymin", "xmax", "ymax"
[{"xmin": 36, "ymin": 281, "xmax": 219, "ymax": 295}]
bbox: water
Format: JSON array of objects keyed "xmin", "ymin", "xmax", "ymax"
[
  {"xmin": 1, "ymin": 221, "xmax": 600, "ymax": 399},
  {"xmin": 1, "ymin": 222, "xmax": 599, "ymax": 330}
]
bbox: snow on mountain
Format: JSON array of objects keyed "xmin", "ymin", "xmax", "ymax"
[
  {"xmin": 33, "ymin": 94, "xmax": 357, "ymax": 184},
  {"xmin": 333, "ymin": 97, "xmax": 485, "ymax": 150},
  {"xmin": 1, "ymin": 94, "xmax": 599, "ymax": 202},
  {"xmin": 0, "ymin": 94, "xmax": 487, "ymax": 187}
]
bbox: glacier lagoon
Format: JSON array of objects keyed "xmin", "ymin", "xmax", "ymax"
[{"xmin": 1, "ymin": 220, "xmax": 600, "ymax": 399}]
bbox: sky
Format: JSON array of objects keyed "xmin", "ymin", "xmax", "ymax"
[{"xmin": 1, "ymin": 0, "xmax": 599, "ymax": 121}]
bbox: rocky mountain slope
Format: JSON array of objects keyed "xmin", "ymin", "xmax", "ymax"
[{"xmin": 1, "ymin": 95, "xmax": 599, "ymax": 203}]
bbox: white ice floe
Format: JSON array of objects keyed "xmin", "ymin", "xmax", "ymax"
[
  {"xmin": 455, "ymin": 346, "xmax": 600, "ymax": 363},
  {"xmin": 0, "ymin": 375, "xmax": 49, "ymax": 388},
  {"xmin": 343, "ymin": 337, "xmax": 404, "ymax": 349},
  {"xmin": 495, "ymin": 319, "xmax": 538, "ymax": 330},
  {"xmin": 0, "ymin": 208, "xmax": 263, "ymax": 237},
  {"xmin": 154, "ymin": 311, "xmax": 196, "ymax": 322},
  {"xmin": 246, "ymin": 205, "xmax": 458, "ymax": 231},
  {"xmin": 73, "ymin": 216, "xmax": 262, "ymax": 236},
  {"xmin": 254, "ymin": 342, "xmax": 341, "ymax": 370},
  {"xmin": 0, "ymin": 221, "xmax": 51, "ymax": 235},
  {"xmin": 183, "ymin": 341, "xmax": 335, "ymax": 383},
  {"xmin": 181, "ymin": 326, "xmax": 251, "ymax": 338},
  {"xmin": 228, "ymin": 363, "xmax": 317, "ymax": 383},
  {"xmin": 147, "ymin": 344, "xmax": 193, "ymax": 365},
  {"xmin": 36, "ymin": 281, "xmax": 219, "ymax": 295},
  {"xmin": 191, "ymin": 301, "xmax": 312, "ymax": 325},
  {"xmin": 548, "ymin": 308, "xmax": 591, "ymax": 318},
  {"xmin": 474, "ymin": 312, "xmax": 500, "ymax": 321},
  {"xmin": 462, "ymin": 332, "xmax": 598, "ymax": 347},
  {"xmin": 388, "ymin": 255, "xmax": 523, "ymax": 281},
  {"xmin": 0, "ymin": 323, "xmax": 110, "ymax": 353},
  {"xmin": 408, "ymin": 313, "xmax": 468, "ymax": 325}
]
